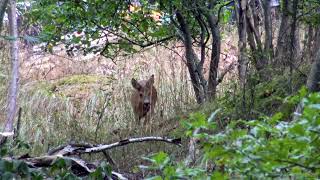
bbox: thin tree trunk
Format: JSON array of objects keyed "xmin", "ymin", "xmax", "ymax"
[
  {"xmin": 2, "ymin": 0, "xmax": 19, "ymax": 136},
  {"xmin": 288, "ymin": 0, "xmax": 299, "ymax": 93},
  {"xmin": 0, "ymin": 0, "xmax": 9, "ymax": 32},
  {"xmin": 311, "ymin": 27, "xmax": 320, "ymax": 62},
  {"xmin": 175, "ymin": 11, "xmax": 205, "ymax": 104},
  {"xmin": 263, "ymin": 0, "xmax": 273, "ymax": 58},
  {"xmin": 237, "ymin": 0, "xmax": 248, "ymax": 84},
  {"xmin": 237, "ymin": 0, "xmax": 249, "ymax": 118},
  {"xmin": 275, "ymin": 0, "xmax": 291, "ymax": 66},
  {"xmin": 307, "ymin": 47, "xmax": 320, "ymax": 92},
  {"xmin": 246, "ymin": 3, "xmax": 257, "ymax": 52},
  {"xmin": 206, "ymin": 13, "xmax": 220, "ymax": 100}
]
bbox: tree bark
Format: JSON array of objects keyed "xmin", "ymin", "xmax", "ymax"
[
  {"xmin": 263, "ymin": 0, "xmax": 273, "ymax": 58},
  {"xmin": 275, "ymin": 0, "xmax": 291, "ymax": 66},
  {"xmin": 206, "ymin": 13, "xmax": 220, "ymax": 100},
  {"xmin": 175, "ymin": 10, "xmax": 205, "ymax": 104},
  {"xmin": 237, "ymin": 0, "xmax": 248, "ymax": 84},
  {"xmin": 307, "ymin": 49, "xmax": 320, "ymax": 92},
  {"xmin": 0, "ymin": 0, "xmax": 9, "ymax": 32},
  {"xmin": 2, "ymin": 0, "xmax": 19, "ymax": 136},
  {"xmin": 311, "ymin": 27, "xmax": 320, "ymax": 63},
  {"xmin": 288, "ymin": 0, "xmax": 299, "ymax": 93},
  {"xmin": 275, "ymin": 0, "xmax": 300, "ymax": 67},
  {"xmin": 236, "ymin": 0, "xmax": 249, "ymax": 117}
]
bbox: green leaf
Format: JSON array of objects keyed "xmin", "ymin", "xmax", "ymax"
[
  {"xmin": 289, "ymin": 124, "xmax": 305, "ymax": 136},
  {"xmin": 0, "ymin": 160, "xmax": 14, "ymax": 172},
  {"xmin": 211, "ymin": 171, "xmax": 227, "ymax": 180},
  {"xmin": 16, "ymin": 161, "xmax": 30, "ymax": 177},
  {"xmin": 0, "ymin": 148, "xmax": 8, "ymax": 157},
  {"xmin": 90, "ymin": 167, "xmax": 103, "ymax": 179},
  {"xmin": 1, "ymin": 172, "xmax": 14, "ymax": 179},
  {"xmin": 153, "ymin": 151, "xmax": 169, "ymax": 167}
]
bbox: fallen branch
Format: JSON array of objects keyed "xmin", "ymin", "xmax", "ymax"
[
  {"xmin": 50, "ymin": 137, "xmax": 181, "ymax": 156},
  {"xmin": 83, "ymin": 137, "xmax": 182, "ymax": 154},
  {"xmin": 3, "ymin": 136, "xmax": 180, "ymax": 179}
]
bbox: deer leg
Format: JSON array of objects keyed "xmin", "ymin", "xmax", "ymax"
[{"xmin": 143, "ymin": 114, "xmax": 150, "ymax": 133}]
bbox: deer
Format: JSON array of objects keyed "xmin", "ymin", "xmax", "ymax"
[{"xmin": 130, "ymin": 75, "xmax": 158, "ymax": 131}]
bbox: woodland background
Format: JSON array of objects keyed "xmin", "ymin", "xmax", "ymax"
[{"xmin": 0, "ymin": 0, "xmax": 320, "ymax": 179}]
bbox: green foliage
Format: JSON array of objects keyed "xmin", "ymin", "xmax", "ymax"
[
  {"xmin": 144, "ymin": 91, "xmax": 320, "ymax": 179},
  {"xmin": 141, "ymin": 152, "xmax": 208, "ymax": 179},
  {"xmin": 27, "ymin": 0, "xmax": 174, "ymax": 57},
  {"xmin": 0, "ymin": 143, "xmax": 44, "ymax": 179},
  {"xmin": 89, "ymin": 161, "xmax": 112, "ymax": 179},
  {"xmin": 300, "ymin": 0, "xmax": 320, "ymax": 26}
]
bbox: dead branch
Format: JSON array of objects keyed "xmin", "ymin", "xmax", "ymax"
[
  {"xmin": 50, "ymin": 137, "xmax": 181, "ymax": 156},
  {"xmin": 83, "ymin": 137, "xmax": 181, "ymax": 154},
  {"xmin": 2, "ymin": 136, "xmax": 180, "ymax": 179}
]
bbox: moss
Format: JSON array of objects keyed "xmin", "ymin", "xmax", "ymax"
[
  {"xmin": 55, "ymin": 74, "xmax": 113, "ymax": 86},
  {"xmin": 29, "ymin": 75, "xmax": 115, "ymax": 98}
]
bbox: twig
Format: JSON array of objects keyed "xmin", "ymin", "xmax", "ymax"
[
  {"xmin": 13, "ymin": 107, "xmax": 22, "ymax": 142},
  {"xmin": 94, "ymin": 93, "xmax": 110, "ymax": 141}
]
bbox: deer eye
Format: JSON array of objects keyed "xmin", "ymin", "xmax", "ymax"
[{"xmin": 140, "ymin": 93, "xmax": 143, "ymax": 97}]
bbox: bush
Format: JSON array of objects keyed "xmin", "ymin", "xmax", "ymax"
[{"xmin": 143, "ymin": 90, "xmax": 320, "ymax": 179}]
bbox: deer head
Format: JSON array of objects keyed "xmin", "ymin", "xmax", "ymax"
[{"xmin": 130, "ymin": 75, "xmax": 157, "ymax": 124}]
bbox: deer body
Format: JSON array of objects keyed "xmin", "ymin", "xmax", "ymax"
[{"xmin": 130, "ymin": 75, "xmax": 157, "ymax": 127}]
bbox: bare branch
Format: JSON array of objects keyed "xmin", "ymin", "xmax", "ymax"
[
  {"xmin": 49, "ymin": 137, "xmax": 181, "ymax": 156},
  {"xmin": 82, "ymin": 137, "xmax": 181, "ymax": 154}
]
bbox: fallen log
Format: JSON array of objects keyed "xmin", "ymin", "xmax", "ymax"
[{"xmin": 2, "ymin": 136, "xmax": 181, "ymax": 179}]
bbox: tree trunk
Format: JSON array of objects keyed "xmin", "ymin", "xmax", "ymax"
[
  {"xmin": 288, "ymin": 0, "xmax": 299, "ymax": 93},
  {"xmin": 236, "ymin": 0, "xmax": 249, "ymax": 117},
  {"xmin": 0, "ymin": 0, "xmax": 9, "ymax": 32},
  {"xmin": 307, "ymin": 49, "xmax": 320, "ymax": 92},
  {"xmin": 206, "ymin": 13, "xmax": 220, "ymax": 100},
  {"xmin": 263, "ymin": 0, "xmax": 273, "ymax": 58},
  {"xmin": 302, "ymin": 25, "xmax": 313, "ymax": 63},
  {"xmin": 275, "ymin": 0, "xmax": 291, "ymax": 66},
  {"xmin": 237, "ymin": 0, "xmax": 248, "ymax": 83},
  {"xmin": 311, "ymin": 27, "xmax": 320, "ymax": 63},
  {"xmin": 2, "ymin": 0, "xmax": 19, "ymax": 135},
  {"xmin": 175, "ymin": 11, "xmax": 205, "ymax": 104},
  {"xmin": 275, "ymin": 0, "xmax": 300, "ymax": 67}
]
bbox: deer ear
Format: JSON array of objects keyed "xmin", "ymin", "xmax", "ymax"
[
  {"xmin": 148, "ymin": 74, "xmax": 154, "ymax": 85},
  {"xmin": 131, "ymin": 78, "xmax": 142, "ymax": 90}
]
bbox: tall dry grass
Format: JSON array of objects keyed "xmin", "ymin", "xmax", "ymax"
[
  {"xmin": 1, "ymin": 27, "xmax": 238, "ymax": 171},
  {"xmin": 0, "ymin": 38, "xmax": 10, "ymax": 124},
  {"xmin": 13, "ymin": 43, "xmax": 200, "ymax": 171}
]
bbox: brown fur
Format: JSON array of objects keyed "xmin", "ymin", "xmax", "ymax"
[{"xmin": 130, "ymin": 75, "xmax": 157, "ymax": 128}]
